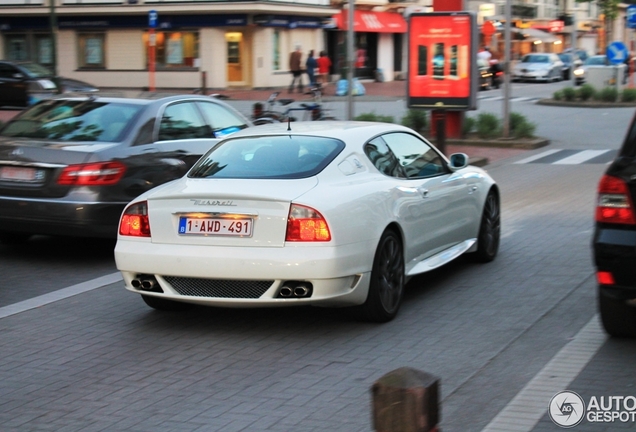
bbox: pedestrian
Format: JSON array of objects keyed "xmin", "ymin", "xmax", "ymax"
[
  {"xmin": 306, "ymin": 49, "xmax": 317, "ymax": 88},
  {"xmin": 477, "ymin": 46, "xmax": 492, "ymax": 62},
  {"xmin": 289, "ymin": 44, "xmax": 304, "ymax": 93},
  {"xmin": 316, "ymin": 50, "xmax": 332, "ymax": 86}
]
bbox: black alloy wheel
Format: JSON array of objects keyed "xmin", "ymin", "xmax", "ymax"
[
  {"xmin": 599, "ymin": 291, "xmax": 636, "ymax": 337},
  {"xmin": 355, "ymin": 230, "xmax": 405, "ymax": 323},
  {"xmin": 468, "ymin": 190, "xmax": 500, "ymax": 263}
]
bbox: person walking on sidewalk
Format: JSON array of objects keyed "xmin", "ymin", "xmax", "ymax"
[
  {"xmin": 316, "ymin": 50, "xmax": 332, "ymax": 87},
  {"xmin": 306, "ymin": 49, "xmax": 317, "ymax": 88},
  {"xmin": 289, "ymin": 45, "xmax": 304, "ymax": 93}
]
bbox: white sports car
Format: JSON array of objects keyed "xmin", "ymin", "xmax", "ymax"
[{"xmin": 114, "ymin": 121, "xmax": 499, "ymax": 322}]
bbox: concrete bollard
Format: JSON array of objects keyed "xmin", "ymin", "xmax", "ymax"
[{"xmin": 371, "ymin": 367, "xmax": 440, "ymax": 432}]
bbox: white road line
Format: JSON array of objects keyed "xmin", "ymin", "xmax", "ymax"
[
  {"xmin": 513, "ymin": 149, "xmax": 563, "ymax": 164},
  {"xmin": 481, "ymin": 316, "xmax": 606, "ymax": 432},
  {"xmin": 553, "ymin": 149, "xmax": 611, "ymax": 165},
  {"xmin": 0, "ymin": 272, "xmax": 122, "ymax": 319}
]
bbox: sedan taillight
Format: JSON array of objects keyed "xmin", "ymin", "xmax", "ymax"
[
  {"xmin": 57, "ymin": 162, "xmax": 126, "ymax": 186},
  {"xmin": 119, "ymin": 201, "xmax": 151, "ymax": 237},
  {"xmin": 596, "ymin": 174, "xmax": 636, "ymax": 224},
  {"xmin": 286, "ymin": 204, "xmax": 331, "ymax": 242}
]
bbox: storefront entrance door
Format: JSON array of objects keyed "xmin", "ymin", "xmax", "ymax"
[{"xmin": 226, "ymin": 32, "xmax": 243, "ymax": 84}]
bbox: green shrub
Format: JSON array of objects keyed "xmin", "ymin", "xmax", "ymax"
[
  {"xmin": 401, "ymin": 109, "xmax": 428, "ymax": 134},
  {"xmin": 599, "ymin": 87, "xmax": 618, "ymax": 102},
  {"xmin": 508, "ymin": 112, "xmax": 536, "ymax": 139},
  {"xmin": 354, "ymin": 112, "xmax": 395, "ymax": 123},
  {"xmin": 622, "ymin": 88, "xmax": 636, "ymax": 102},
  {"xmin": 579, "ymin": 84, "xmax": 595, "ymax": 101},
  {"xmin": 562, "ymin": 87, "xmax": 576, "ymax": 101},
  {"xmin": 462, "ymin": 116, "xmax": 476, "ymax": 137},
  {"xmin": 476, "ymin": 113, "xmax": 500, "ymax": 139},
  {"xmin": 553, "ymin": 90, "xmax": 563, "ymax": 100}
]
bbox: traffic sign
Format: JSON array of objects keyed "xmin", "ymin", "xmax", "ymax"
[
  {"xmin": 628, "ymin": 5, "xmax": 636, "ymax": 29},
  {"xmin": 482, "ymin": 21, "xmax": 495, "ymax": 36},
  {"xmin": 148, "ymin": 10, "xmax": 158, "ymax": 28},
  {"xmin": 606, "ymin": 41, "xmax": 629, "ymax": 65}
]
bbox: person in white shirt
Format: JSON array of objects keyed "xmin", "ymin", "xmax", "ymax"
[{"xmin": 478, "ymin": 46, "xmax": 492, "ymax": 62}]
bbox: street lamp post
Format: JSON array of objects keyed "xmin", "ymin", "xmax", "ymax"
[
  {"xmin": 346, "ymin": 0, "xmax": 355, "ymax": 120},
  {"xmin": 49, "ymin": 0, "xmax": 59, "ymax": 91}
]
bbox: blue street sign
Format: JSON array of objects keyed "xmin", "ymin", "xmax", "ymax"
[
  {"xmin": 628, "ymin": 5, "xmax": 636, "ymax": 29},
  {"xmin": 607, "ymin": 41, "xmax": 629, "ymax": 65},
  {"xmin": 148, "ymin": 10, "xmax": 158, "ymax": 28}
]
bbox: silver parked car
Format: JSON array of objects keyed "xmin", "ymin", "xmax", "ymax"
[{"xmin": 512, "ymin": 53, "xmax": 564, "ymax": 83}]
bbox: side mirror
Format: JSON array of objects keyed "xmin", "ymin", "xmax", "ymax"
[
  {"xmin": 449, "ymin": 153, "xmax": 469, "ymax": 170},
  {"xmin": 12, "ymin": 72, "xmax": 25, "ymax": 80}
]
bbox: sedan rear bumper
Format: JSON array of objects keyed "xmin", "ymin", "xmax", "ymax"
[{"xmin": 0, "ymin": 195, "xmax": 126, "ymax": 238}]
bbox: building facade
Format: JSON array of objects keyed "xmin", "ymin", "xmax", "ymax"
[{"xmin": 0, "ymin": 0, "xmax": 413, "ymax": 90}]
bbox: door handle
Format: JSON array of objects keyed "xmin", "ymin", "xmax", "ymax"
[{"xmin": 419, "ymin": 188, "xmax": 429, "ymax": 198}]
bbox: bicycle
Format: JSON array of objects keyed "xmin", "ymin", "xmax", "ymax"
[
  {"xmin": 290, "ymin": 85, "xmax": 337, "ymax": 121},
  {"xmin": 251, "ymin": 92, "xmax": 296, "ymax": 125}
]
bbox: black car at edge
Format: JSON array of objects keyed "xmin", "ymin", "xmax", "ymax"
[{"xmin": 593, "ymin": 112, "xmax": 636, "ymax": 337}]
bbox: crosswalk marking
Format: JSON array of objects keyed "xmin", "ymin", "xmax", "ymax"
[
  {"xmin": 553, "ymin": 149, "xmax": 612, "ymax": 165},
  {"xmin": 513, "ymin": 149, "xmax": 563, "ymax": 164},
  {"xmin": 478, "ymin": 96, "xmax": 539, "ymax": 102},
  {"xmin": 514, "ymin": 149, "xmax": 617, "ymax": 165}
]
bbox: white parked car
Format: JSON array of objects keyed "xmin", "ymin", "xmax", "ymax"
[
  {"xmin": 512, "ymin": 53, "xmax": 564, "ymax": 82},
  {"xmin": 114, "ymin": 121, "xmax": 500, "ymax": 322}
]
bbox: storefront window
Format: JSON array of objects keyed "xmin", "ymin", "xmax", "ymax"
[
  {"xmin": 7, "ymin": 35, "xmax": 28, "ymax": 61},
  {"xmin": 78, "ymin": 33, "xmax": 106, "ymax": 69},
  {"xmin": 273, "ymin": 29, "xmax": 280, "ymax": 71},
  {"xmin": 145, "ymin": 31, "xmax": 199, "ymax": 68},
  {"xmin": 4, "ymin": 34, "xmax": 53, "ymax": 65},
  {"xmin": 36, "ymin": 36, "xmax": 53, "ymax": 66}
]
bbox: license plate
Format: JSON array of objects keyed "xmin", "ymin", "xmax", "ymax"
[
  {"xmin": 178, "ymin": 217, "xmax": 253, "ymax": 237},
  {"xmin": 0, "ymin": 166, "xmax": 41, "ymax": 182}
]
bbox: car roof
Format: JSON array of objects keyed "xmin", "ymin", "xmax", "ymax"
[
  {"xmin": 227, "ymin": 120, "xmax": 416, "ymax": 142},
  {"xmin": 45, "ymin": 93, "xmax": 238, "ymax": 106}
]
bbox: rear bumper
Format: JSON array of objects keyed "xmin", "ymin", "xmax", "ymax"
[
  {"xmin": 593, "ymin": 225, "xmax": 636, "ymax": 300},
  {"xmin": 0, "ymin": 195, "xmax": 125, "ymax": 238},
  {"xmin": 115, "ymin": 237, "xmax": 376, "ymax": 307}
]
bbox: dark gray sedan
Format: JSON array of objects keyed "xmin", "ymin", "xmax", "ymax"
[
  {"xmin": 0, "ymin": 94, "xmax": 252, "ymax": 242},
  {"xmin": 0, "ymin": 61, "xmax": 98, "ymax": 107}
]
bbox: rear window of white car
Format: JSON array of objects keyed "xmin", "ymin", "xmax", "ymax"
[
  {"xmin": 0, "ymin": 99, "xmax": 142, "ymax": 142},
  {"xmin": 189, "ymin": 135, "xmax": 345, "ymax": 179}
]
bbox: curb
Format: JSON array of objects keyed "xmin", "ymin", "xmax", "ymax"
[
  {"xmin": 537, "ymin": 99, "xmax": 636, "ymax": 108},
  {"xmin": 431, "ymin": 137, "xmax": 550, "ymax": 150},
  {"xmin": 468, "ymin": 157, "xmax": 489, "ymax": 167}
]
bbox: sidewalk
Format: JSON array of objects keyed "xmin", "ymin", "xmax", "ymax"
[{"xmin": 210, "ymin": 79, "xmax": 409, "ymax": 102}]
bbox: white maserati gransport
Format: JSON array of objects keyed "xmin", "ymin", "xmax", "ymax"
[{"xmin": 114, "ymin": 121, "xmax": 499, "ymax": 322}]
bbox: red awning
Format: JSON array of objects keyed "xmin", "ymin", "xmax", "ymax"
[{"xmin": 333, "ymin": 11, "xmax": 407, "ymax": 33}]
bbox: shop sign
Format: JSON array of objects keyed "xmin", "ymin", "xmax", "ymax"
[{"xmin": 407, "ymin": 12, "xmax": 478, "ymax": 110}]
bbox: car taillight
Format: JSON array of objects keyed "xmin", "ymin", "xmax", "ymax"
[
  {"xmin": 597, "ymin": 271, "xmax": 615, "ymax": 285},
  {"xmin": 58, "ymin": 162, "xmax": 126, "ymax": 186},
  {"xmin": 595, "ymin": 174, "xmax": 636, "ymax": 224},
  {"xmin": 119, "ymin": 201, "xmax": 151, "ymax": 237},
  {"xmin": 286, "ymin": 204, "xmax": 331, "ymax": 242}
]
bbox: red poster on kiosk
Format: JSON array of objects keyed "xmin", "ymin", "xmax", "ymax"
[{"xmin": 407, "ymin": 12, "xmax": 477, "ymax": 110}]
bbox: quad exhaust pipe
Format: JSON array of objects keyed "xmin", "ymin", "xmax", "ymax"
[{"xmin": 279, "ymin": 282, "xmax": 312, "ymax": 298}]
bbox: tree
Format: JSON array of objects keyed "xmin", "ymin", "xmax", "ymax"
[{"xmin": 575, "ymin": 0, "xmax": 619, "ymax": 45}]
